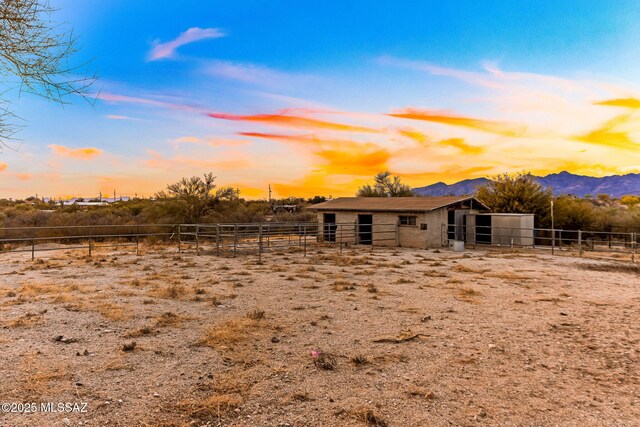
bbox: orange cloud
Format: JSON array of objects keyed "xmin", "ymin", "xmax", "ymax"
[
  {"xmin": 209, "ymin": 112, "xmax": 380, "ymax": 133},
  {"xmin": 594, "ymin": 98, "xmax": 640, "ymax": 109},
  {"xmin": 573, "ymin": 114, "xmax": 638, "ymax": 150},
  {"xmin": 145, "ymin": 151, "xmax": 252, "ymax": 171},
  {"xmin": 239, "ymin": 132, "xmax": 390, "ymax": 176},
  {"xmin": 48, "ymin": 144, "xmax": 104, "ymax": 159},
  {"xmin": 13, "ymin": 173, "xmax": 32, "ymax": 181},
  {"xmin": 0, "ymin": 162, "xmax": 7, "ymax": 172},
  {"xmin": 388, "ymin": 108, "xmax": 526, "ymax": 137},
  {"xmin": 439, "ymin": 138, "xmax": 485, "ymax": 155},
  {"xmin": 398, "ymin": 128, "xmax": 429, "ymax": 144}
]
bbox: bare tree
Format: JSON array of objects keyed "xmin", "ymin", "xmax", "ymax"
[{"xmin": 0, "ymin": 0, "xmax": 95, "ymax": 147}]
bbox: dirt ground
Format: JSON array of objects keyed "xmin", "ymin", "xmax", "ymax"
[{"xmin": 0, "ymin": 243, "xmax": 639, "ymax": 427}]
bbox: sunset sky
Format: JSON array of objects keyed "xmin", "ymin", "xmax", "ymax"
[{"xmin": 2, "ymin": 0, "xmax": 640, "ymax": 199}]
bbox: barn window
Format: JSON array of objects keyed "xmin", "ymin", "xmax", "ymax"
[{"xmin": 399, "ymin": 215, "xmax": 417, "ymax": 226}]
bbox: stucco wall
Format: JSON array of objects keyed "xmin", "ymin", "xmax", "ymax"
[{"xmin": 316, "ymin": 209, "xmax": 448, "ymax": 248}]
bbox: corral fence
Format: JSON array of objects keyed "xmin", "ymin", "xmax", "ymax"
[
  {"xmin": 176, "ymin": 222, "xmax": 399, "ymax": 260},
  {"xmin": 0, "ymin": 222, "xmax": 638, "ymax": 262},
  {"xmin": 0, "ymin": 224, "xmax": 177, "ymax": 259},
  {"xmin": 446, "ymin": 224, "xmax": 639, "ymax": 262}
]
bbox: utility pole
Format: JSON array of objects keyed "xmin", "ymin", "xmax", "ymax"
[{"xmin": 268, "ymin": 184, "xmax": 272, "ymax": 202}]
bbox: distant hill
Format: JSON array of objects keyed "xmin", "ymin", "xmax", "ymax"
[{"xmin": 413, "ymin": 171, "xmax": 640, "ymax": 198}]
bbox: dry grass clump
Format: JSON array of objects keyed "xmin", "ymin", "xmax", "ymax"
[
  {"xmin": 200, "ymin": 310, "xmax": 267, "ymax": 350},
  {"xmin": 350, "ymin": 354, "xmax": 370, "ymax": 366},
  {"xmin": 350, "ymin": 406, "xmax": 388, "ymax": 427},
  {"xmin": 332, "ymin": 280, "xmax": 356, "ymax": 291},
  {"xmin": 4, "ymin": 311, "xmax": 44, "ymax": 328},
  {"xmin": 94, "ymin": 301, "xmax": 130, "ymax": 321},
  {"xmin": 20, "ymin": 354, "xmax": 71, "ymax": 398},
  {"xmin": 178, "ymin": 393, "xmax": 244, "ymax": 419},
  {"xmin": 578, "ymin": 262, "xmax": 640, "ymax": 274},
  {"xmin": 456, "ymin": 287, "xmax": 481, "ymax": 303},
  {"xmin": 151, "ymin": 282, "xmax": 186, "ymax": 299}
]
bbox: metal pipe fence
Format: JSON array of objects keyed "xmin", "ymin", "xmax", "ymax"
[
  {"xmin": 2, "ymin": 221, "xmax": 638, "ymax": 263},
  {"xmin": 446, "ymin": 224, "xmax": 639, "ymax": 262},
  {"xmin": 0, "ymin": 224, "xmax": 178, "ymax": 259}
]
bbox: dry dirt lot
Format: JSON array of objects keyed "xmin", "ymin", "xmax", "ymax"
[{"xmin": 0, "ymin": 244, "xmax": 639, "ymax": 427}]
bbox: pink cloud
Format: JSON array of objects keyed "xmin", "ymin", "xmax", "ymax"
[
  {"xmin": 105, "ymin": 114, "xmax": 138, "ymax": 121},
  {"xmin": 96, "ymin": 92, "xmax": 197, "ymax": 111},
  {"xmin": 0, "ymin": 162, "xmax": 7, "ymax": 172},
  {"xmin": 49, "ymin": 144, "xmax": 104, "ymax": 160},
  {"xmin": 148, "ymin": 27, "xmax": 225, "ymax": 61}
]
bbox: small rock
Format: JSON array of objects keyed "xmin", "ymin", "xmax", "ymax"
[
  {"xmin": 122, "ymin": 341, "xmax": 136, "ymax": 352},
  {"xmin": 421, "ymin": 315, "xmax": 432, "ymax": 322},
  {"xmin": 153, "ymin": 392, "xmax": 160, "ymax": 398},
  {"xmin": 271, "ymin": 336, "xmax": 280, "ymax": 343}
]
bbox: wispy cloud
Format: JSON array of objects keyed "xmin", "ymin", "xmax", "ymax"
[
  {"xmin": 105, "ymin": 114, "xmax": 139, "ymax": 121},
  {"xmin": 145, "ymin": 150, "xmax": 252, "ymax": 171},
  {"xmin": 169, "ymin": 136, "xmax": 250, "ymax": 147},
  {"xmin": 210, "ymin": 112, "xmax": 381, "ymax": 133},
  {"xmin": 388, "ymin": 108, "xmax": 526, "ymax": 137},
  {"xmin": 148, "ymin": 27, "xmax": 225, "ymax": 61},
  {"xmin": 594, "ymin": 98, "xmax": 640, "ymax": 109},
  {"xmin": 49, "ymin": 144, "xmax": 104, "ymax": 159},
  {"xmin": 203, "ymin": 60, "xmax": 312, "ymax": 88},
  {"xmin": 573, "ymin": 114, "xmax": 639, "ymax": 150},
  {"xmin": 438, "ymin": 138, "xmax": 485, "ymax": 155},
  {"xmin": 97, "ymin": 91, "xmax": 197, "ymax": 111}
]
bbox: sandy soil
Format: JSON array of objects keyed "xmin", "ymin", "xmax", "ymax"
[{"xmin": 0, "ymin": 244, "xmax": 639, "ymax": 427}]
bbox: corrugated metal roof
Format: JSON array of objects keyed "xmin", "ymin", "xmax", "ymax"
[{"xmin": 308, "ymin": 196, "xmax": 486, "ymax": 212}]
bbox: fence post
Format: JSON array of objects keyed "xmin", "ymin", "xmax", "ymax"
[
  {"xmin": 303, "ymin": 225, "xmax": 307, "ymax": 257},
  {"xmin": 88, "ymin": 227, "xmax": 93, "ymax": 257},
  {"xmin": 233, "ymin": 224, "xmax": 238, "ymax": 257},
  {"xmin": 559, "ymin": 230, "xmax": 562, "ymax": 251},
  {"xmin": 578, "ymin": 230, "xmax": 582, "ymax": 257},
  {"xmin": 339, "ymin": 225, "xmax": 343, "ymax": 253},
  {"xmin": 551, "ymin": 228, "xmax": 555, "ymax": 255},
  {"xmin": 258, "ymin": 224, "xmax": 263, "ymax": 262},
  {"xmin": 31, "ymin": 239, "xmax": 35, "ymax": 261},
  {"xmin": 178, "ymin": 225, "xmax": 182, "ymax": 253},
  {"xmin": 195, "ymin": 225, "xmax": 200, "ymax": 256},
  {"xmin": 216, "ymin": 225, "xmax": 220, "ymax": 256},
  {"xmin": 631, "ymin": 232, "xmax": 636, "ymax": 263},
  {"xmin": 136, "ymin": 224, "xmax": 140, "ymax": 256}
]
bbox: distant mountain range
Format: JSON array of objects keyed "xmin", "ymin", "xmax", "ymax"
[{"xmin": 413, "ymin": 172, "xmax": 640, "ymax": 198}]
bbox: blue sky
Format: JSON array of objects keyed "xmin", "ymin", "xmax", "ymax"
[{"xmin": 2, "ymin": 0, "xmax": 640, "ymax": 198}]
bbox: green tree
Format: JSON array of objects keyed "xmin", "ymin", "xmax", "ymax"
[
  {"xmin": 156, "ymin": 173, "xmax": 236, "ymax": 223},
  {"xmin": 553, "ymin": 195, "xmax": 595, "ymax": 230},
  {"xmin": 356, "ymin": 171, "xmax": 414, "ymax": 197},
  {"xmin": 476, "ymin": 172, "xmax": 552, "ymax": 226}
]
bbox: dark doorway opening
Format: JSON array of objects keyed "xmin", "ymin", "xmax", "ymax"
[
  {"xmin": 358, "ymin": 214, "xmax": 373, "ymax": 245},
  {"xmin": 447, "ymin": 210, "xmax": 455, "ymax": 241},
  {"xmin": 323, "ymin": 213, "xmax": 336, "ymax": 242},
  {"xmin": 476, "ymin": 215, "xmax": 492, "ymax": 244}
]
